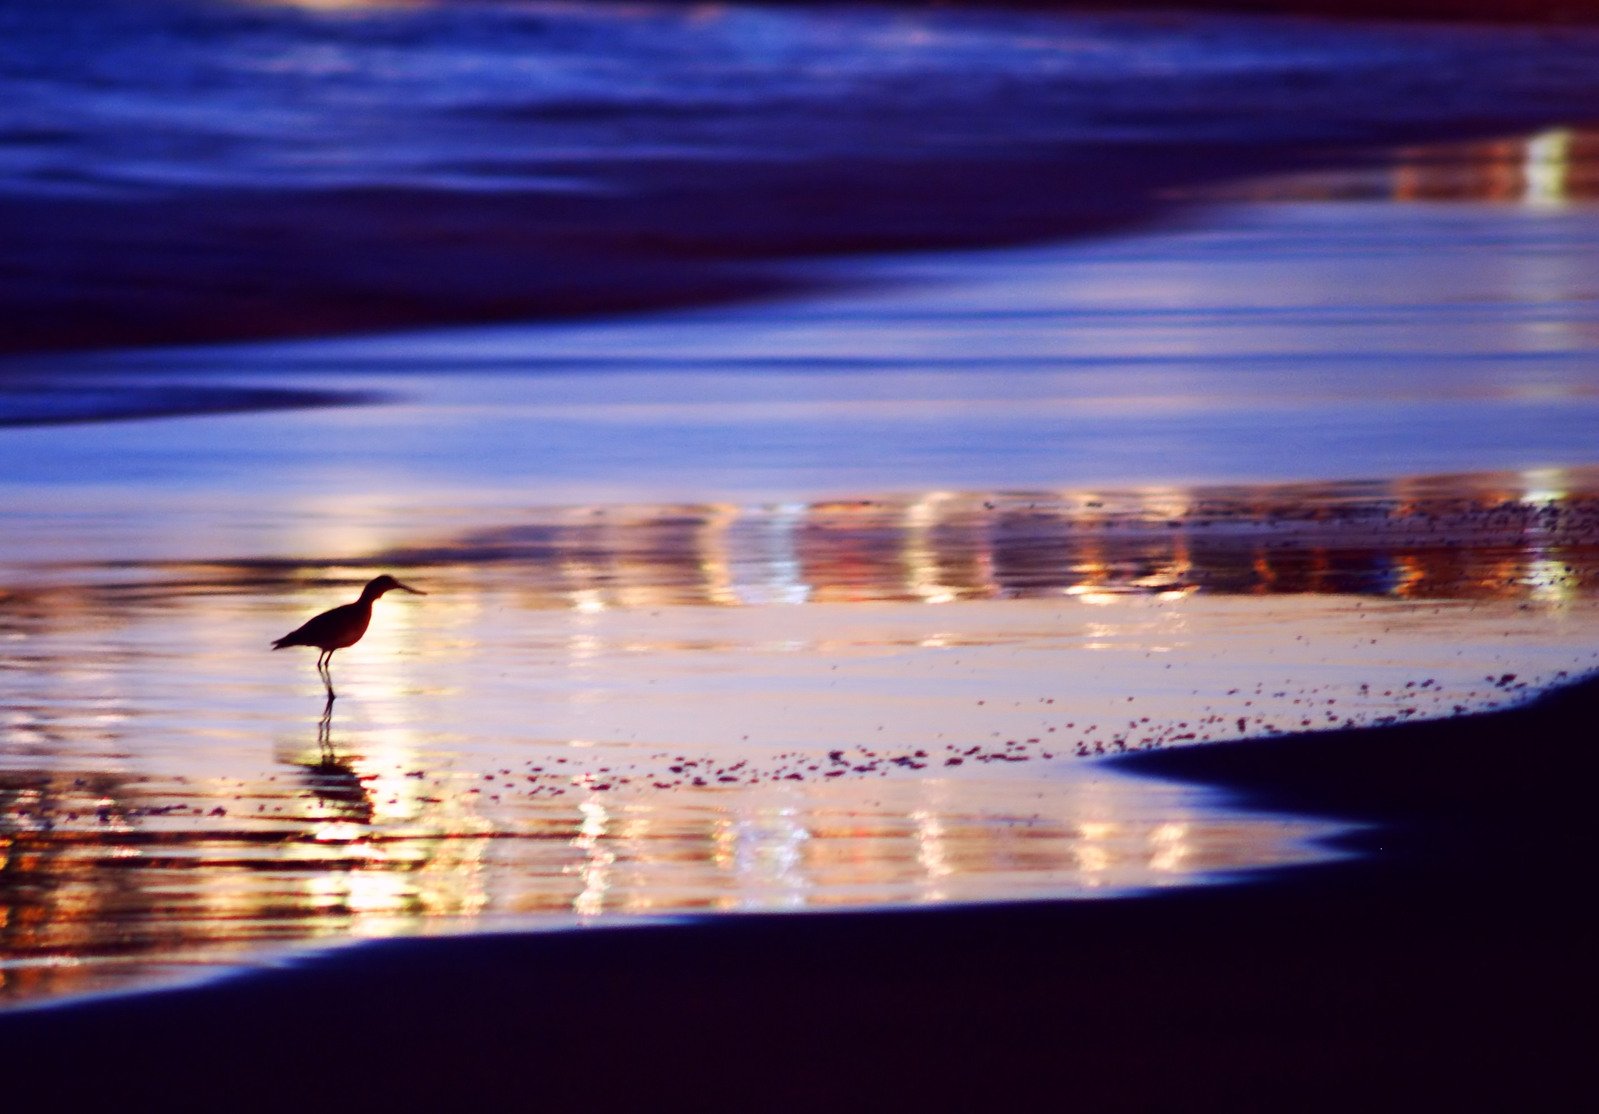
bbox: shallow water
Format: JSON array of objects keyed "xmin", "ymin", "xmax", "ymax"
[
  {"xmin": 7, "ymin": 184, "xmax": 1599, "ymax": 1002},
  {"xmin": 6, "ymin": 467, "xmax": 1599, "ymax": 1003},
  {"xmin": 8, "ymin": 200, "xmax": 1599, "ymax": 516}
]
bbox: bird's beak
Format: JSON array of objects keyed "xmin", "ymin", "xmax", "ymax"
[{"xmin": 394, "ymin": 580, "xmax": 427, "ymax": 595}]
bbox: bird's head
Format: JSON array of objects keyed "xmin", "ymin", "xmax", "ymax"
[{"xmin": 362, "ymin": 574, "xmax": 427, "ymax": 601}]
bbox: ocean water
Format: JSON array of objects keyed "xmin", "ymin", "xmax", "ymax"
[
  {"xmin": 3, "ymin": 0, "xmax": 1599, "ymax": 197},
  {"xmin": 4, "ymin": 1, "xmax": 1599, "ymax": 354}
]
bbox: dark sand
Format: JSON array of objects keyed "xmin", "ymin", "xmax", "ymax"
[{"xmin": 3, "ymin": 675, "xmax": 1592, "ymax": 1110}]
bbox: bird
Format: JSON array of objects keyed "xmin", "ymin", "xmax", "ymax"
[{"xmin": 271, "ymin": 574, "xmax": 426, "ymax": 698}]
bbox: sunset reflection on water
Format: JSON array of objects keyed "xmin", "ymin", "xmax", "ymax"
[
  {"xmin": 5, "ymin": 468, "xmax": 1599, "ymax": 1004},
  {"xmin": 1192, "ymin": 126, "xmax": 1599, "ymax": 207},
  {"xmin": 364, "ymin": 466, "xmax": 1599, "ymax": 606}
]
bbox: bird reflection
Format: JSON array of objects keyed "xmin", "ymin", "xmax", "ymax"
[
  {"xmin": 316, "ymin": 693, "xmax": 336, "ymax": 759},
  {"xmin": 290, "ymin": 696, "xmax": 374, "ymax": 825}
]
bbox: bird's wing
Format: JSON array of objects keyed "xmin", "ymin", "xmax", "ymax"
[{"xmin": 273, "ymin": 603, "xmax": 350, "ymax": 648}]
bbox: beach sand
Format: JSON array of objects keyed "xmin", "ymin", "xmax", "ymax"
[{"xmin": 1, "ymin": 672, "xmax": 1592, "ymax": 1109}]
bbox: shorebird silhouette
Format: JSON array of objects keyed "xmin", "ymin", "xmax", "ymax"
[{"xmin": 271, "ymin": 574, "xmax": 425, "ymax": 698}]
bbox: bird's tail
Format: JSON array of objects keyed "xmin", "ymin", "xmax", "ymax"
[{"xmin": 271, "ymin": 637, "xmax": 290, "ymax": 650}]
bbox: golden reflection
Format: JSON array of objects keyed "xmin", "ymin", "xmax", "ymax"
[
  {"xmin": 1196, "ymin": 126, "xmax": 1599, "ymax": 205},
  {"xmin": 1074, "ymin": 821, "xmax": 1113, "ymax": 885},
  {"xmin": 347, "ymin": 468, "xmax": 1599, "ymax": 612},
  {"xmin": 912, "ymin": 807, "xmax": 953, "ymax": 904},
  {"xmin": 1519, "ymin": 467, "xmax": 1569, "ymax": 507},
  {"xmin": 697, "ymin": 503, "xmax": 743, "ymax": 608},
  {"xmin": 570, "ymin": 799, "xmax": 614, "ymax": 917},
  {"xmin": 1524, "ymin": 129, "xmax": 1573, "ymax": 208},
  {"xmin": 1149, "ymin": 822, "xmax": 1190, "ymax": 874}
]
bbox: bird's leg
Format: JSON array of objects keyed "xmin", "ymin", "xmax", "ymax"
[{"xmin": 315, "ymin": 650, "xmax": 335, "ymax": 700}]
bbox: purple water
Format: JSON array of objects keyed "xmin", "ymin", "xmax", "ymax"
[
  {"xmin": 3, "ymin": 1, "xmax": 1599, "ymax": 355},
  {"xmin": 4, "ymin": 1, "xmax": 1598, "ymax": 196}
]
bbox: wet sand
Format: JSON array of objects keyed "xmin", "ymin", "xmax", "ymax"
[{"xmin": 2, "ymin": 672, "xmax": 1591, "ymax": 1109}]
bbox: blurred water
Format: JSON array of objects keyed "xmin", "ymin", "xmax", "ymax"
[
  {"xmin": 6, "ymin": 201, "xmax": 1599, "ymax": 533},
  {"xmin": 6, "ymin": 1, "xmax": 1599, "ymax": 355},
  {"xmin": 5, "ymin": 0, "xmax": 1599, "ymax": 198}
]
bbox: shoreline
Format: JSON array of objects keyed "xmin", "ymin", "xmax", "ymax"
[
  {"xmin": 3, "ymin": 674, "xmax": 1592, "ymax": 1108},
  {"xmin": 8, "ymin": 198, "xmax": 1599, "ymax": 481},
  {"xmin": 0, "ymin": 149, "xmax": 1281, "ymax": 359},
  {"xmin": 0, "ymin": 131, "xmax": 1583, "ymax": 362},
  {"xmin": 0, "ymin": 381, "xmax": 382, "ymax": 429}
]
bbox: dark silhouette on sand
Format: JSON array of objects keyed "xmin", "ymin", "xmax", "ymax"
[{"xmin": 271, "ymin": 575, "xmax": 425, "ymax": 698}]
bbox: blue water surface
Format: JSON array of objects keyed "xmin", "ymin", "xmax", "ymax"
[{"xmin": 4, "ymin": 0, "xmax": 1599, "ymax": 197}]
